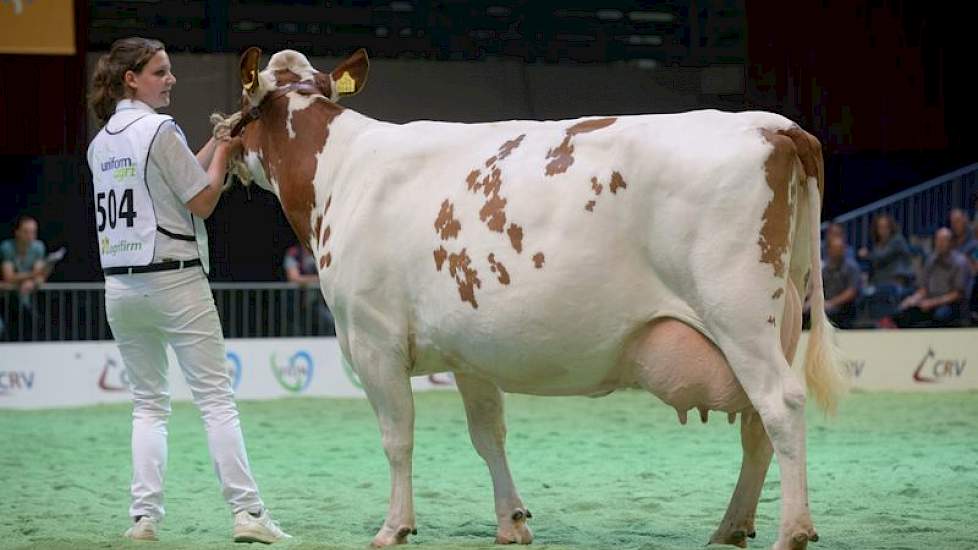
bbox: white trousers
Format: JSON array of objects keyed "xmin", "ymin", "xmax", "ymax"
[{"xmin": 105, "ymin": 267, "xmax": 263, "ymax": 521}]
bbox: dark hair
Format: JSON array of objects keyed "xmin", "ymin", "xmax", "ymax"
[
  {"xmin": 89, "ymin": 37, "xmax": 165, "ymax": 127},
  {"xmin": 870, "ymin": 213, "xmax": 901, "ymax": 245}
]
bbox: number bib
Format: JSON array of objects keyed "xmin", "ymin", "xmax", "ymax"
[{"xmin": 88, "ymin": 110, "xmax": 172, "ymax": 269}]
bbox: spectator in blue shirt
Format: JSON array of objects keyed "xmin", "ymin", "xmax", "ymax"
[
  {"xmin": 821, "ymin": 222, "xmax": 856, "ymax": 264},
  {"xmin": 895, "ymin": 227, "xmax": 973, "ymax": 328},
  {"xmin": 823, "ymin": 235, "xmax": 862, "ymax": 328},
  {"xmin": 1, "ymin": 215, "xmax": 64, "ymax": 339},
  {"xmin": 1, "ymin": 216, "xmax": 48, "ymax": 297},
  {"xmin": 857, "ymin": 213, "xmax": 915, "ymax": 322}
]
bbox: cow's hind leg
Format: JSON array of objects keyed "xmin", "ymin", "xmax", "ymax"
[
  {"xmin": 711, "ymin": 280, "xmax": 802, "ymax": 547},
  {"xmin": 712, "ymin": 336, "xmax": 817, "ymax": 550},
  {"xmin": 351, "ymin": 343, "xmax": 418, "ymax": 547},
  {"xmin": 454, "ymin": 373, "xmax": 532, "ymax": 544},
  {"xmin": 709, "ymin": 409, "xmax": 772, "ymax": 547}
]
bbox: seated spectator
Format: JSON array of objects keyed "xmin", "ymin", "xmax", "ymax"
[
  {"xmin": 894, "ymin": 227, "xmax": 973, "ymax": 328},
  {"xmin": 950, "ymin": 208, "xmax": 976, "ymax": 259},
  {"xmin": 949, "ymin": 208, "xmax": 977, "ymax": 273},
  {"xmin": 283, "ymin": 243, "xmax": 335, "ymax": 336},
  {"xmin": 1, "ymin": 215, "xmax": 65, "ymax": 340},
  {"xmin": 821, "ymin": 222, "xmax": 856, "ymax": 263},
  {"xmin": 857, "ymin": 213, "xmax": 915, "ymax": 321},
  {"xmin": 822, "ymin": 235, "xmax": 862, "ymax": 328}
]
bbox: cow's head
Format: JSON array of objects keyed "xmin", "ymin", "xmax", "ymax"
[{"xmin": 218, "ymin": 47, "xmax": 369, "ymax": 193}]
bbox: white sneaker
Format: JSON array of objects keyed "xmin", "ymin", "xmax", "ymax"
[
  {"xmin": 233, "ymin": 509, "xmax": 292, "ymax": 544},
  {"xmin": 124, "ymin": 516, "xmax": 159, "ymax": 541}
]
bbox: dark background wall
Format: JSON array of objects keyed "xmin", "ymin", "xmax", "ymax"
[{"xmin": 1, "ymin": 0, "xmax": 974, "ymax": 281}]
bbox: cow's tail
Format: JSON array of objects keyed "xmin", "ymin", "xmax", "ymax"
[{"xmin": 801, "ymin": 170, "xmax": 848, "ymax": 415}]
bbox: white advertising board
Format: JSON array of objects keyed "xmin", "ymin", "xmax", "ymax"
[
  {"xmin": 2, "ymin": 329, "xmax": 976, "ymax": 409},
  {"xmin": 0, "ymin": 338, "xmax": 454, "ymax": 409}
]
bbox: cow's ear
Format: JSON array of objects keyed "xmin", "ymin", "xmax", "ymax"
[
  {"xmin": 239, "ymin": 47, "xmax": 263, "ymax": 96},
  {"xmin": 329, "ymin": 48, "xmax": 369, "ymax": 99}
]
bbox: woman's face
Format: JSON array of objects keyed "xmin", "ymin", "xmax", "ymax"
[{"xmin": 125, "ymin": 50, "xmax": 176, "ymax": 109}]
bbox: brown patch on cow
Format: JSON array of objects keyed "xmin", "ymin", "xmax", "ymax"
[
  {"xmin": 496, "ymin": 134, "xmax": 525, "ymax": 161},
  {"xmin": 467, "ymin": 167, "xmax": 501, "ymax": 197},
  {"xmin": 313, "ymin": 71, "xmax": 333, "ymax": 99},
  {"xmin": 323, "ymin": 252, "xmax": 332, "ymax": 268},
  {"xmin": 487, "ymin": 253, "xmax": 511, "ymax": 285},
  {"xmin": 545, "ymin": 118, "xmax": 617, "ymax": 177},
  {"xmin": 767, "ymin": 316, "xmax": 776, "ymax": 325},
  {"xmin": 249, "ymin": 93, "xmax": 344, "ymax": 253},
  {"xmin": 480, "ymin": 194, "xmax": 507, "ymax": 232},
  {"xmin": 772, "ymin": 288, "xmax": 784, "ymax": 300},
  {"xmin": 781, "ymin": 126, "xmax": 824, "ymax": 197},
  {"xmin": 609, "ymin": 171, "xmax": 627, "ymax": 194},
  {"xmin": 532, "ymin": 252, "xmax": 545, "ymax": 268},
  {"xmin": 274, "ymin": 69, "xmax": 301, "ymax": 86},
  {"xmin": 464, "ymin": 136, "xmax": 528, "ymax": 255},
  {"xmin": 479, "ymin": 168, "xmax": 502, "ymax": 198},
  {"xmin": 433, "ymin": 246, "xmax": 447, "ymax": 271},
  {"xmin": 466, "ymin": 169, "xmax": 482, "ymax": 191},
  {"xmin": 448, "ymin": 248, "xmax": 481, "ymax": 309},
  {"xmin": 319, "ymin": 255, "xmax": 327, "ymax": 270},
  {"xmin": 313, "ymin": 215, "xmax": 323, "ymax": 248},
  {"xmin": 435, "ymin": 199, "xmax": 462, "ymax": 240},
  {"xmin": 318, "ymin": 195, "xmax": 333, "ymax": 248},
  {"xmin": 507, "ymin": 224, "xmax": 523, "ymax": 253},
  {"xmin": 757, "ymin": 129, "xmax": 796, "ymax": 278},
  {"xmin": 567, "ymin": 117, "xmax": 617, "ymax": 136},
  {"xmin": 545, "ymin": 136, "xmax": 574, "ymax": 176},
  {"xmin": 585, "ymin": 171, "xmax": 626, "ymax": 211}
]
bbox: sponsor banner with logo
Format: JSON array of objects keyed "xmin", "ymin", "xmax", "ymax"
[
  {"xmin": 794, "ymin": 328, "xmax": 976, "ymax": 391},
  {"xmin": 2, "ymin": 330, "xmax": 974, "ymax": 408},
  {"xmin": 0, "ymin": 338, "xmax": 454, "ymax": 410},
  {"xmin": 0, "ymin": 0, "xmax": 76, "ymax": 55}
]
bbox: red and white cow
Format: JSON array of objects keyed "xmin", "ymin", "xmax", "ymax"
[{"xmin": 216, "ymin": 47, "xmax": 847, "ymax": 550}]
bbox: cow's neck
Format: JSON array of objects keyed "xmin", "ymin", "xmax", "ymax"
[{"xmin": 265, "ymin": 100, "xmax": 372, "ymax": 253}]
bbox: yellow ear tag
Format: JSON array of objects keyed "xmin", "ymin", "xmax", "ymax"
[
  {"xmin": 336, "ymin": 71, "xmax": 356, "ymax": 94},
  {"xmin": 244, "ymin": 69, "xmax": 257, "ymax": 92}
]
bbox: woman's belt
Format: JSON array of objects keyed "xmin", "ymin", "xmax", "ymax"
[{"xmin": 104, "ymin": 258, "xmax": 201, "ymax": 276}]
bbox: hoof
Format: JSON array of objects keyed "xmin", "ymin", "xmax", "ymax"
[
  {"xmin": 711, "ymin": 531, "xmax": 748, "ymax": 548},
  {"xmin": 710, "ymin": 526, "xmax": 753, "ymax": 548},
  {"xmin": 494, "ymin": 530, "xmax": 533, "ymax": 545},
  {"xmin": 790, "ymin": 532, "xmax": 808, "ymax": 550},
  {"xmin": 370, "ymin": 524, "xmax": 416, "ymax": 547},
  {"xmin": 496, "ymin": 507, "xmax": 533, "ymax": 545},
  {"xmin": 773, "ymin": 529, "xmax": 817, "ymax": 550}
]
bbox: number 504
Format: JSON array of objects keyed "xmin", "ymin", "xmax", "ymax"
[{"xmin": 96, "ymin": 189, "xmax": 137, "ymax": 231}]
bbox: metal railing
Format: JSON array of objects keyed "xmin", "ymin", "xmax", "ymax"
[
  {"xmin": 826, "ymin": 162, "xmax": 978, "ymax": 247},
  {"xmin": 0, "ymin": 282, "xmax": 334, "ymax": 342}
]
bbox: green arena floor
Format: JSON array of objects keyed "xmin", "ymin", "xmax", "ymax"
[{"xmin": 2, "ymin": 390, "xmax": 976, "ymax": 549}]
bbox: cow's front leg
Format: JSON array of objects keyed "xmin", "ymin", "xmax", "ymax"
[
  {"xmin": 354, "ymin": 346, "xmax": 417, "ymax": 547},
  {"xmin": 710, "ymin": 409, "xmax": 772, "ymax": 548},
  {"xmin": 454, "ymin": 373, "xmax": 532, "ymax": 545}
]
